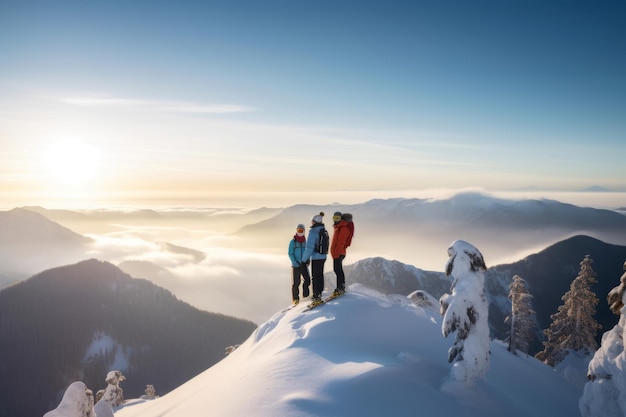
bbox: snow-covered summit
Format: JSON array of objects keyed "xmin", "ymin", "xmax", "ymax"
[{"xmin": 115, "ymin": 285, "xmax": 582, "ymax": 417}]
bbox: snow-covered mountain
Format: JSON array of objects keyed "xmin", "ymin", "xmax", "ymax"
[
  {"xmin": 337, "ymin": 256, "xmax": 451, "ymax": 300},
  {"xmin": 112, "ymin": 285, "xmax": 583, "ymax": 417}
]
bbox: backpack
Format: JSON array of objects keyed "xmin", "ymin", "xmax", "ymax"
[
  {"xmin": 316, "ymin": 227, "xmax": 330, "ymax": 254},
  {"xmin": 342, "ymin": 213, "xmax": 354, "ymax": 246}
]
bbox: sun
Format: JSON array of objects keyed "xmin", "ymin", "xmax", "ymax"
[{"xmin": 42, "ymin": 141, "xmax": 101, "ymax": 186}]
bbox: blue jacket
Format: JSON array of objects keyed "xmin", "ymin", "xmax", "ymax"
[
  {"xmin": 288, "ymin": 237, "xmax": 307, "ymax": 267},
  {"xmin": 301, "ymin": 223, "xmax": 328, "ymax": 262}
]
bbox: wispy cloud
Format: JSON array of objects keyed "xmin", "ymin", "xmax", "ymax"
[{"xmin": 59, "ymin": 94, "xmax": 256, "ymax": 114}]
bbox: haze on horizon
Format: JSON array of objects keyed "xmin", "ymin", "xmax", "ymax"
[{"xmin": 1, "ymin": 1, "xmax": 625, "ymax": 209}]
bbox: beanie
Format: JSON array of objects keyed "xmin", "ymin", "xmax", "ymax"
[
  {"xmin": 296, "ymin": 223, "xmax": 305, "ymax": 230},
  {"xmin": 312, "ymin": 211, "xmax": 324, "ymax": 223}
]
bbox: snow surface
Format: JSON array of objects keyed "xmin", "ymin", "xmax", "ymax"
[
  {"xmin": 83, "ymin": 333, "xmax": 130, "ymax": 372},
  {"xmin": 114, "ymin": 284, "xmax": 583, "ymax": 417}
]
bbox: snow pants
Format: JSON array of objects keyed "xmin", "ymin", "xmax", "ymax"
[
  {"xmin": 291, "ymin": 264, "xmax": 311, "ymax": 301},
  {"xmin": 311, "ymin": 258, "xmax": 326, "ymax": 299},
  {"xmin": 333, "ymin": 255, "xmax": 346, "ymax": 291}
]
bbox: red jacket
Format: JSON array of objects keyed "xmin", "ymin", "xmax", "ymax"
[{"xmin": 331, "ymin": 220, "xmax": 351, "ymax": 259}]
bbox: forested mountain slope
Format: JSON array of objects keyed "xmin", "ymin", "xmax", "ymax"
[{"xmin": 0, "ymin": 259, "xmax": 256, "ymax": 417}]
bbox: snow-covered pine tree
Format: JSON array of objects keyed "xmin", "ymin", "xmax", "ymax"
[
  {"xmin": 143, "ymin": 384, "xmax": 158, "ymax": 399},
  {"xmin": 506, "ymin": 275, "xmax": 536, "ymax": 355},
  {"xmin": 43, "ymin": 381, "xmax": 96, "ymax": 417},
  {"xmin": 439, "ymin": 240, "xmax": 490, "ymax": 384},
  {"xmin": 535, "ymin": 255, "xmax": 602, "ymax": 366},
  {"xmin": 98, "ymin": 370, "xmax": 126, "ymax": 407},
  {"xmin": 580, "ymin": 261, "xmax": 626, "ymax": 417}
]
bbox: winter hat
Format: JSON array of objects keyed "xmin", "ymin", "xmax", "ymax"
[
  {"xmin": 333, "ymin": 211, "xmax": 342, "ymax": 222},
  {"xmin": 312, "ymin": 211, "xmax": 324, "ymax": 223},
  {"xmin": 296, "ymin": 224, "xmax": 305, "ymax": 230}
]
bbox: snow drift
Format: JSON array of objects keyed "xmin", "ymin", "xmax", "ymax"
[{"xmin": 114, "ymin": 285, "xmax": 582, "ymax": 417}]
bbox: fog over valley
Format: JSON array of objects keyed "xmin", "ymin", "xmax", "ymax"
[{"xmin": 2, "ymin": 190, "xmax": 626, "ymax": 324}]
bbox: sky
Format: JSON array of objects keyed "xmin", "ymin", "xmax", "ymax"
[
  {"xmin": 47, "ymin": 285, "xmax": 597, "ymax": 417},
  {"xmin": 1, "ymin": 1, "xmax": 625, "ymax": 209}
]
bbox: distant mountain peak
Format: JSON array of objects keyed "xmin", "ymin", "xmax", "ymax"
[
  {"xmin": 580, "ymin": 185, "xmax": 615, "ymax": 192},
  {"xmin": 0, "ymin": 207, "xmax": 89, "ymax": 239}
]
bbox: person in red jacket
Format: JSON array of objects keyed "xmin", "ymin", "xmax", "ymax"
[{"xmin": 330, "ymin": 211, "xmax": 352, "ymax": 296}]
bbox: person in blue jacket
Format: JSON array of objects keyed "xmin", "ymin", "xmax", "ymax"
[
  {"xmin": 288, "ymin": 223, "xmax": 311, "ymax": 305},
  {"xmin": 301, "ymin": 212, "xmax": 327, "ymax": 306}
]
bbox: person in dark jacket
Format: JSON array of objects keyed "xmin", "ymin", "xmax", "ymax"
[
  {"xmin": 288, "ymin": 223, "xmax": 311, "ymax": 305},
  {"xmin": 301, "ymin": 212, "xmax": 327, "ymax": 306}
]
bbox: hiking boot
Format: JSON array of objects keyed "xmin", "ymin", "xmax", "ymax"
[
  {"xmin": 310, "ymin": 297, "xmax": 323, "ymax": 307},
  {"xmin": 292, "ymin": 299, "xmax": 300, "ymax": 305},
  {"xmin": 331, "ymin": 288, "xmax": 345, "ymax": 297}
]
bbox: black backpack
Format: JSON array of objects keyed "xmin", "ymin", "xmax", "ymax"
[
  {"xmin": 316, "ymin": 227, "xmax": 329, "ymax": 255},
  {"xmin": 342, "ymin": 213, "xmax": 354, "ymax": 246}
]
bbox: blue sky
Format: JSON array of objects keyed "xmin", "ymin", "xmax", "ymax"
[{"xmin": 1, "ymin": 1, "xmax": 625, "ymax": 207}]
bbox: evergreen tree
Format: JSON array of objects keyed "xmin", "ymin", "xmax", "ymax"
[
  {"xmin": 536, "ymin": 255, "xmax": 601, "ymax": 366},
  {"xmin": 580, "ymin": 261, "xmax": 626, "ymax": 417},
  {"xmin": 440, "ymin": 240, "xmax": 490, "ymax": 384},
  {"xmin": 506, "ymin": 275, "xmax": 536, "ymax": 355},
  {"xmin": 99, "ymin": 370, "xmax": 126, "ymax": 407}
]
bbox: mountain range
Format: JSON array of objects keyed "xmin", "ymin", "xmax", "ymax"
[
  {"xmin": 3, "ymin": 192, "xmax": 626, "ymax": 288},
  {"xmin": 3, "ymin": 237, "xmax": 621, "ymax": 416},
  {"xmin": 234, "ymin": 192, "xmax": 626, "ymax": 271},
  {"xmin": 3, "ymin": 193, "xmax": 626, "ymax": 416},
  {"xmin": 0, "ymin": 259, "xmax": 256, "ymax": 417},
  {"xmin": 2, "ymin": 191, "xmax": 626, "ymax": 326}
]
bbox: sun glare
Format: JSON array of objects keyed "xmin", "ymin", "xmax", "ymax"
[{"xmin": 42, "ymin": 141, "xmax": 101, "ymax": 186}]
